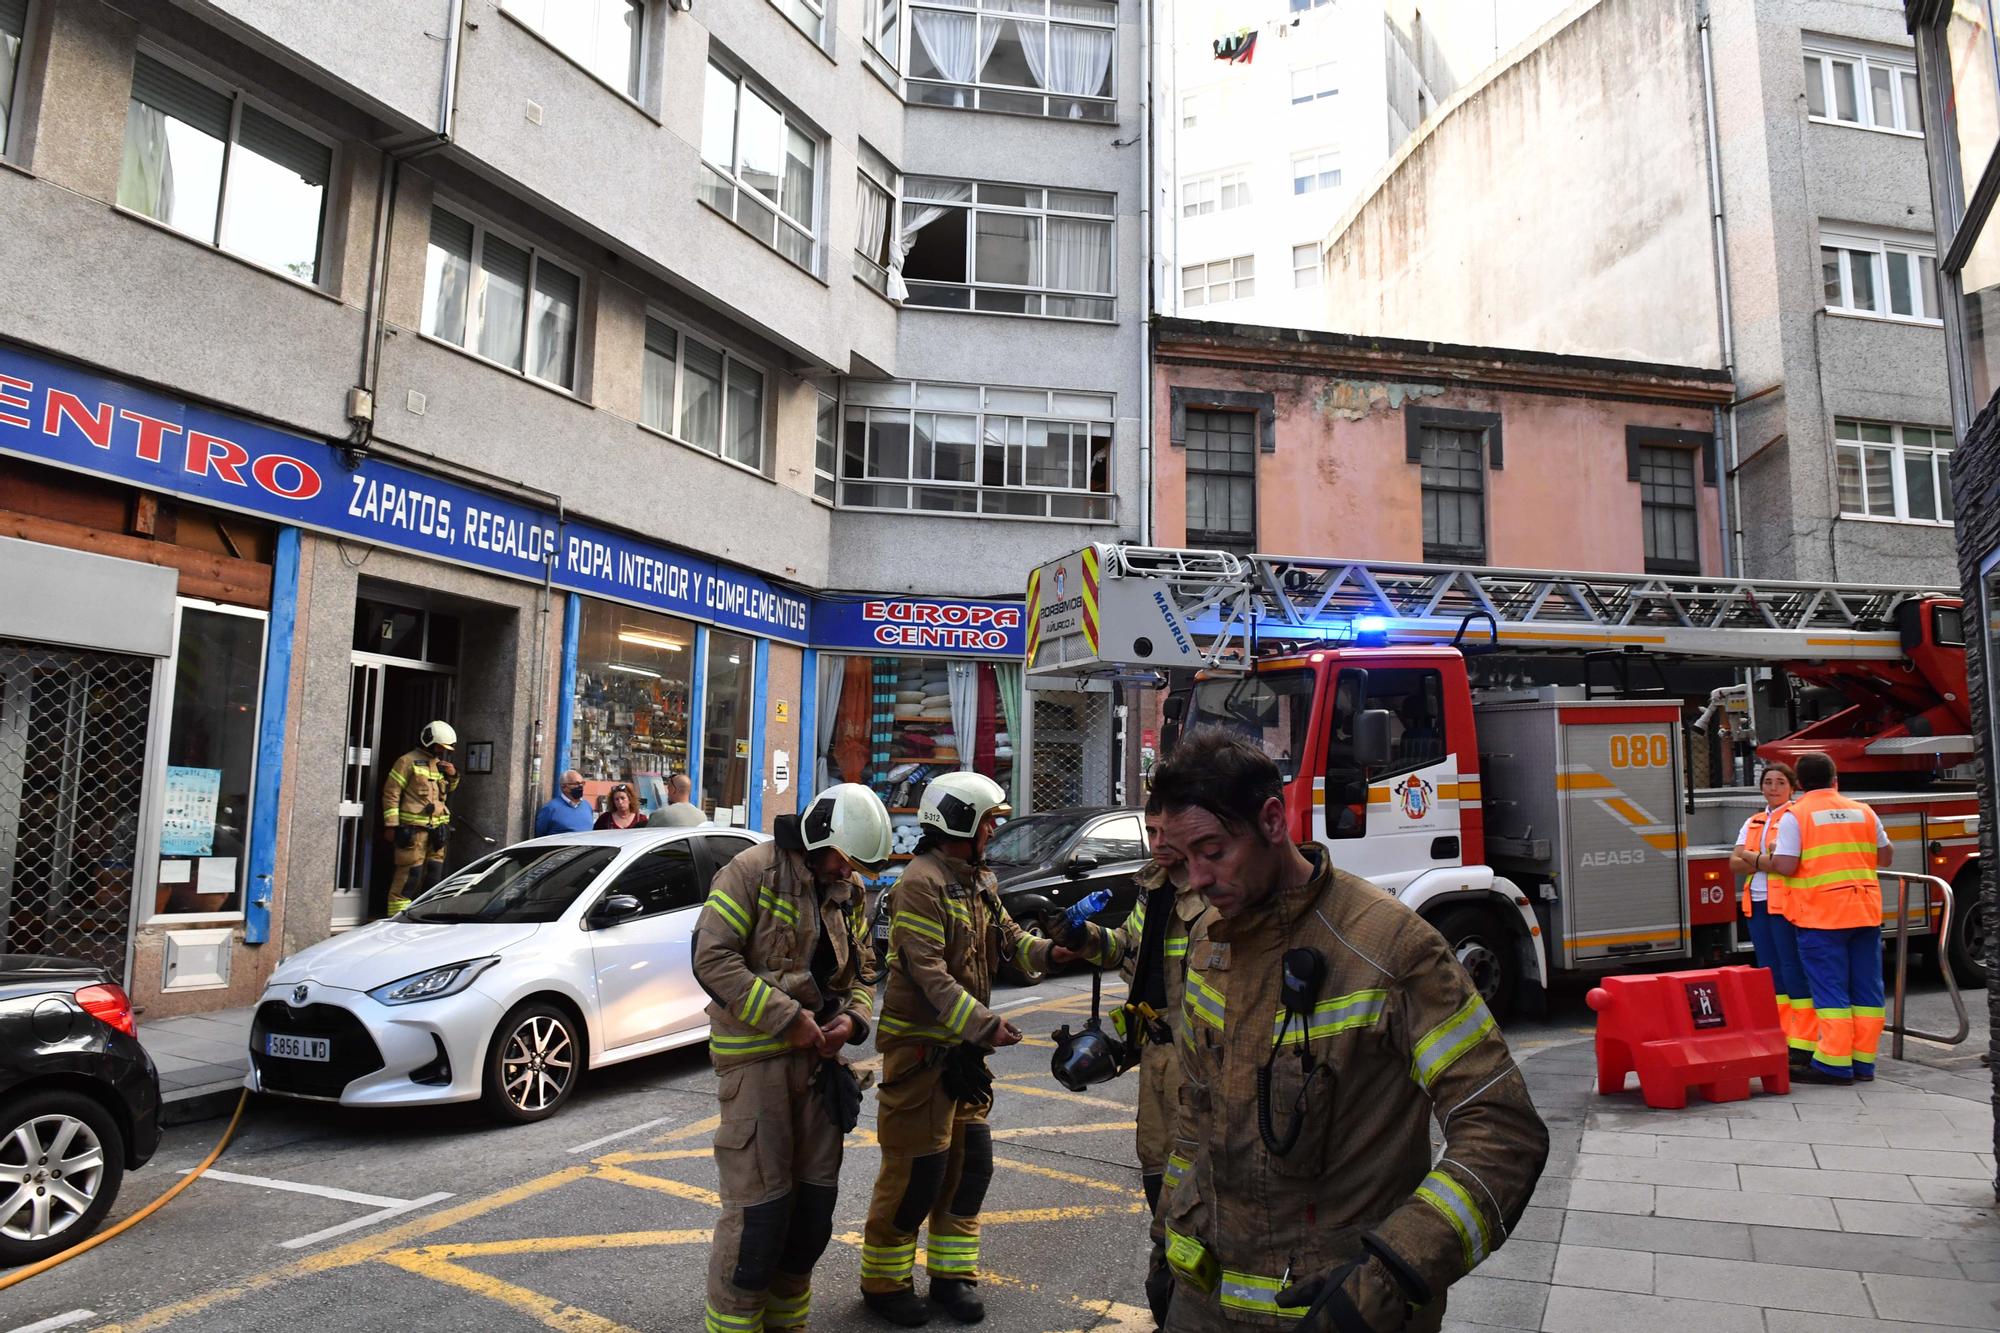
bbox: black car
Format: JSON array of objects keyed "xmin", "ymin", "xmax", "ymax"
[
  {"xmin": 0, "ymin": 954, "xmax": 162, "ymax": 1265},
  {"xmin": 989, "ymin": 808, "xmax": 1151, "ymax": 982}
]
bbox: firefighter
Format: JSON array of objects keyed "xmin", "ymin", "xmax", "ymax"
[
  {"xmin": 694, "ymin": 782, "xmax": 894, "ymax": 1333},
  {"xmin": 380, "ymin": 720, "xmax": 458, "ymax": 914},
  {"xmin": 861, "ymin": 772, "xmax": 1104, "ymax": 1327},
  {"xmin": 1765, "ymin": 750, "xmax": 1893, "ymax": 1084},
  {"xmin": 1148, "ymin": 730, "xmax": 1548, "ymax": 1333}
]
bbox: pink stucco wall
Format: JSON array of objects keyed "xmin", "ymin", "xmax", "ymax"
[{"xmin": 1153, "ymin": 366, "xmax": 1725, "ymax": 574}]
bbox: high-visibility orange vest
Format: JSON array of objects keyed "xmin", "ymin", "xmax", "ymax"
[
  {"xmin": 1739, "ymin": 804, "xmax": 1791, "ymax": 916},
  {"xmin": 1783, "ymin": 789, "xmax": 1883, "ymax": 930}
]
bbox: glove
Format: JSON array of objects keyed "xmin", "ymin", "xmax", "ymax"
[
  {"xmin": 1275, "ymin": 1257, "xmax": 1376, "ymax": 1333},
  {"xmin": 1144, "ymin": 1248, "xmax": 1175, "ymax": 1326},
  {"xmin": 393, "ymin": 824, "xmax": 415, "ymax": 849},
  {"xmin": 431, "ymin": 824, "xmax": 452, "ymax": 852},
  {"xmin": 940, "ymin": 1042, "xmax": 994, "ymax": 1108},
  {"xmin": 818, "ymin": 1060, "xmax": 863, "ymax": 1134}
]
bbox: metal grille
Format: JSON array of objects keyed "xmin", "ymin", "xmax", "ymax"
[
  {"xmin": 1030, "ymin": 689, "xmax": 1117, "ymax": 811},
  {"xmin": 0, "ymin": 639, "xmax": 153, "ymax": 979}
]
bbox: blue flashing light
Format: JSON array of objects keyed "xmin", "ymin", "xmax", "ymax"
[{"xmin": 1354, "ymin": 615, "xmax": 1390, "ymax": 634}]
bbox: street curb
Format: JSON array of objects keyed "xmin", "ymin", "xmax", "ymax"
[{"xmin": 161, "ymin": 1080, "xmax": 245, "ymax": 1127}]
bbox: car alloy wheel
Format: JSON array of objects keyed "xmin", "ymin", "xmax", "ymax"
[
  {"xmin": 0, "ymin": 1112, "xmax": 107, "ymax": 1243},
  {"xmin": 500, "ymin": 1014, "xmax": 575, "ymax": 1114}
]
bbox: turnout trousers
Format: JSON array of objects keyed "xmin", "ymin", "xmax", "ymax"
[
  {"xmin": 387, "ymin": 828, "xmax": 445, "ymax": 904},
  {"xmin": 1797, "ymin": 925, "xmax": 1886, "ymax": 1080},
  {"xmin": 861, "ymin": 1045, "xmax": 992, "ymax": 1295},
  {"xmin": 706, "ymin": 1052, "xmax": 845, "ymax": 1333},
  {"xmin": 1161, "ymin": 1283, "xmax": 1446, "ymax": 1332},
  {"xmin": 1761, "ymin": 908, "xmax": 1818, "ymax": 1054}
]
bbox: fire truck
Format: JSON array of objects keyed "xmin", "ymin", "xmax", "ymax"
[{"xmin": 1024, "ymin": 545, "xmax": 1980, "ymax": 1012}]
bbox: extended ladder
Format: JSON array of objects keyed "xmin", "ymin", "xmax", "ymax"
[{"xmin": 1024, "ymin": 544, "xmax": 1955, "ymax": 682}]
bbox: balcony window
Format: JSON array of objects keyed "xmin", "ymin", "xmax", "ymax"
[
  {"xmin": 641, "ymin": 316, "xmax": 767, "ymax": 471},
  {"xmin": 815, "ymin": 389, "xmax": 838, "ymax": 502},
  {"xmin": 856, "ymin": 140, "xmax": 899, "ymax": 296},
  {"xmin": 117, "ymin": 53, "xmax": 333, "ymax": 285},
  {"xmin": 502, "ymin": 0, "xmax": 645, "ymax": 100},
  {"xmin": 896, "ymin": 177, "xmax": 1114, "ymax": 320},
  {"xmin": 1, "ymin": 0, "xmax": 27, "ymax": 157},
  {"xmin": 907, "ymin": 0, "xmax": 1116, "ymax": 123},
  {"xmin": 1822, "ymin": 229, "xmax": 1940, "ymax": 322},
  {"xmin": 700, "ymin": 62, "xmax": 821, "ymax": 274},
  {"xmin": 769, "ymin": 0, "xmax": 827, "ymax": 46},
  {"xmin": 839, "ymin": 380, "xmax": 1116, "ymax": 520},
  {"xmin": 869, "ymin": 0, "xmax": 900, "ymax": 64},
  {"xmin": 422, "ymin": 205, "xmax": 581, "ymax": 390},
  {"xmin": 1181, "ymin": 256, "xmax": 1254, "ymax": 308},
  {"xmin": 1835, "ymin": 420, "xmax": 1953, "ymax": 523},
  {"xmin": 1804, "ymin": 42, "xmax": 1920, "ymax": 135}
]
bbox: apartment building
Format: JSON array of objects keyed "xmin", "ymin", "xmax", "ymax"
[
  {"xmin": 1318, "ymin": 0, "xmax": 1957, "ymax": 588},
  {"xmin": 0, "ymin": 0, "xmax": 1145, "ymax": 1014}
]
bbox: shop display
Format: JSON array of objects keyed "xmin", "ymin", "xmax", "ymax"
[{"xmin": 571, "ymin": 667, "xmax": 690, "ymax": 798}]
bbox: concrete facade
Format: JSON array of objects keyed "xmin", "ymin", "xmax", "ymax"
[
  {"xmin": 0, "ymin": 0, "xmax": 1145, "ymax": 1012},
  {"xmin": 1319, "ymin": 0, "xmax": 1958, "ymax": 587}
]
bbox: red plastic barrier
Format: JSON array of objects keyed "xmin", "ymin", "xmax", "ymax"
[{"xmin": 1586, "ymin": 965, "xmax": 1790, "ymax": 1110}]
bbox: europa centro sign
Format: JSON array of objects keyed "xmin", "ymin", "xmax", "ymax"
[{"xmin": 813, "ymin": 597, "xmax": 1025, "ymax": 658}]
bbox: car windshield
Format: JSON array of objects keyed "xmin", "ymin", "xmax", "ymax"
[
  {"xmin": 401, "ymin": 845, "xmax": 618, "ymax": 924},
  {"xmin": 1188, "ymin": 668, "xmax": 1314, "ymax": 782},
  {"xmin": 985, "ymin": 814, "xmax": 1089, "ymax": 866}
]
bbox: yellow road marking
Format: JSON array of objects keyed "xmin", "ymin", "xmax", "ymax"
[
  {"xmin": 377, "ymin": 1247, "xmax": 640, "ymax": 1333},
  {"xmin": 589, "ymin": 1164, "xmax": 721, "ymax": 1207},
  {"xmin": 595, "ymin": 1148, "xmax": 710, "ymax": 1166},
  {"xmin": 649, "ymin": 1113, "xmax": 720, "ymax": 1145},
  {"xmin": 993, "ymin": 1154, "xmax": 1139, "ymax": 1197},
  {"xmin": 405, "ymin": 1229, "xmax": 712, "ymax": 1259},
  {"xmin": 992, "ymin": 1081, "xmax": 1133, "ymax": 1112},
  {"xmin": 982, "ymin": 1202, "xmax": 1149, "ymax": 1225},
  {"xmin": 991, "ymin": 1120, "xmax": 1133, "ymax": 1139}
]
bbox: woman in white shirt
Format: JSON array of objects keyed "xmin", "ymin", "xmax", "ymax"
[{"xmin": 1730, "ymin": 761, "xmax": 1811, "ymax": 1063}]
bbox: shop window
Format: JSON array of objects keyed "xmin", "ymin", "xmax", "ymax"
[
  {"xmin": 700, "ymin": 631, "xmax": 755, "ymax": 820},
  {"xmin": 156, "ymin": 603, "xmax": 267, "ymax": 916},
  {"xmin": 571, "ymin": 601, "xmax": 694, "ymax": 816},
  {"xmin": 906, "ymin": 0, "xmax": 1116, "ymax": 122},
  {"xmin": 896, "ymin": 176, "xmax": 1115, "ymax": 321},
  {"xmin": 422, "ymin": 205, "xmax": 581, "ymax": 390},
  {"xmin": 1, "ymin": 0, "xmax": 28, "ymax": 159},
  {"xmin": 816, "ymin": 654, "xmax": 1020, "ymax": 858},
  {"xmin": 117, "ymin": 52, "xmax": 333, "ymax": 285}
]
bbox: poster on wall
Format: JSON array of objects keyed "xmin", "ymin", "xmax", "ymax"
[{"xmin": 161, "ymin": 766, "xmax": 223, "ymax": 856}]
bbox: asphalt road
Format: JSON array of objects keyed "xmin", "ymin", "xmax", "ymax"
[{"xmin": 2, "ymin": 970, "xmax": 1986, "ymax": 1333}]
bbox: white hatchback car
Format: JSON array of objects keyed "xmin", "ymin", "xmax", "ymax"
[{"xmin": 247, "ymin": 826, "xmax": 765, "ymax": 1123}]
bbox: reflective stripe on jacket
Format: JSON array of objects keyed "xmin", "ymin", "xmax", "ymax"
[
  {"xmin": 692, "ymin": 841, "xmax": 873, "ymax": 1069},
  {"xmin": 1739, "ymin": 805, "xmax": 1792, "ymax": 917},
  {"xmin": 1784, "ymin": 790, "xmax": 1884, "ymax": 930},
  {"xmin": 382, "ymin": 749, "xmax": 455, "ymax": 827}
]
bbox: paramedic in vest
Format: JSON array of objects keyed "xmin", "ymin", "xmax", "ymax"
[
  {"xmin": 380, "ymin": 720, "xmax": 459, "ymax": 914},
  {"xmin": 1765, "ymin": 751, "xmax": 1893, "ymax": 1083},
  {"xmin": 1069, "ymin": 799, "xmax": 1211, "ymax": 1328},
  {"xmin": 693, "ymin": 783, "xmax": 894, "ymax": 1333},
  {"xmin": 861, "ymin": 771, "xmax": 1105, "ymax": 1327},
  {"xmin": 1149, "ymin": 729, "xmax": 1547, "ymax": 1333},
  {"xmin": 1729, "ymin": 762, "xmax": 1816, "ymax": 1065}
]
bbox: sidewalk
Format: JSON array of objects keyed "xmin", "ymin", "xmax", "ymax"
[
  {"xmin": 1481, "ymin": 1034, "xmax": 2000, "ymax": 1333},
  {"xmin": 138, "ymin": 1004, "xmax": 252, "ymax": 1125}
]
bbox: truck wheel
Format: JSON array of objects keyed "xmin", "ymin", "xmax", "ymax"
[
  {"xmin": 1945, "ymin": 866, "xmax": 1987, "ymax": 987},
  {"xmin": 1432, "ymin": 906, "xmax": 1517, "ymax": 1017}
]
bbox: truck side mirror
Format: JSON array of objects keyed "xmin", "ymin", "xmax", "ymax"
[{"xmin": 1355, "ymin": 708, "xmax": 1395, "ymax": 770}]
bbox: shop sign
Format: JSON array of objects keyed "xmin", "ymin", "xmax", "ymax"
[
  {"xmin": 814, "ymin": 596, "xmax": 1024, "ymax": 658},
  {"xmin": 0, "ymin": 345, "xmax": 812, "ymax": 643}
]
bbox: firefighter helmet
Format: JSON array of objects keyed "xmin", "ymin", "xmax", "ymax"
[
  {"xmin": 801, "ymin": 783, "xmax": 894, "ymax": 869},
  {"xmin": 421, "ymin": 720, "xmax": 458, "ymax": 750},
  {"xmin": 917, "ymin": 771, "xmax": 1011, "ymax": 840}
]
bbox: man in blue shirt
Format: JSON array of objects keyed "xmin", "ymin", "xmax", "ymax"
[{"xmin": 535, "ymin": 770, "xmax": 595, "ymax": 836}]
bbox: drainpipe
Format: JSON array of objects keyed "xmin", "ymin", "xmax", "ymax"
[
  {"xmin": 1137, "ymin": 0, "xmax": 1155, "ymax": 546},
  {"xmin": 1696, "ymin": 2, "xmax": 1743, "ymax": 578}
]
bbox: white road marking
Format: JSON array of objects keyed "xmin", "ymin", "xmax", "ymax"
[
  {"xmin": 6, "ymin": 1312, "xmax": 99, "ymax": 1333},
  {"xmin": 280, "ymin": 1192, "xmax": 454, "ymax": 1250},
  {"xmin": 567, "ymin": 1114, "xmax": 679, "ymax": 1155},
  {"xmin": 182, "ymin": 1167, "xmax": 410, "ymax": 1209}
]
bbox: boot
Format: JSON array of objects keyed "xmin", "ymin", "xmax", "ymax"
[
  {"xmin": 1788, "ymin": 1048, "xmax": 1812, "ymax": 1069},
  {"xmin": 931, "ymin": 1278, "xmax": 985, "ymax": 1325},
  {"xmin": 863, "ymin": 1289, "xmax": 933, "ymax": 1328}
]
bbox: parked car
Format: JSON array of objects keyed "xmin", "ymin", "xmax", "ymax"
[
  {"xmin": 0, "ymin": 954, "xmax": 161, "ymax": 1265},
  {"xmin": 247, "ymin": 827, "xmax": 765, "ymax": 1124}
]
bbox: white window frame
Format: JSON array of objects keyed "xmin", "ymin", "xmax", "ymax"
[
  {"xmin": 1803, "ymin": 39, "xmax": 1921, "ymax": 136},
  {"xmin": 1290, "ymin": 61, "xmax": 1337, "ymax": 104},
  {"xmin": 420, "ymin": 201, "xmax": 584, "ymax": 393},
  {"xmin": 1181, "ymin": 167, "xmax": 1251, "ymax": 218},
  {"xmin": 896, "ymin": 176, "xmax": 1117, "ymax": 323},
  {"xmin": 813, "ymin": 387, "xmax": 838, "ymax": 504},
  {"xmin": 1, "ymin": 0, "xmax": 34, "ymax": 161},
  {"xmin": 117, "ymin": 46, "xmax": 338, "ymax": 290},
  {"xmin": 905, "ymin": 0, "xmax": 1117, "ymax": 123},
  {"xmin": 1181, "ymin": 255, "xmax": 1254, "ymax": 308},
  {"xmin": 1820, "ymin": 227, "xmax": 1941, "ymax": 323},
  {"xmin": 768, "ymin": 0, "xmax": 828, "ymax": 49},
  {"xmin": 1293, "ymin": 242, "xmax": 1322, "ymax": 289},
  {"xmin": 638, "ymin": 311, "xmax": 769, "ymax": 475},
  {"xmin": 837, "ymin": 380, "xmax": 1118, "ymax": 522},
  {"xmin": 867, "ymin": 0, "xmax": 900, "ymax": 66},
  {"xmin": 855, "ymin": 141, "xmax": 900, "ymax": 297},
  {"xmin": 500, "ymin": 0, "xmax": 648, "ymax": 106},
  {"xmin": 699, "ymin": 61, "xmax": 823, "ymax": 275},
  {"xmin": 1834, "ymin": 419, "xmax": 1954, "ymax": 525},
  {"xmin": 1292, "ymin": 148, "xmax": 1342, "ymax": 196}
]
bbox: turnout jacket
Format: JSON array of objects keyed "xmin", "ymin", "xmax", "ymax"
[
  {"xmin": 381, "ymin": 749, "xmax": 456, "ymax": 829},
  {"xmin": 693, "ymin": 841, "xmax": 873, "ymax": 1069},
  {"xmin": 1164, "ymin": 847, "xmax": 1548, "ymax": 1327}
]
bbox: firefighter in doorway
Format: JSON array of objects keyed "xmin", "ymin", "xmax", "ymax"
[
  {"xmin": 381, "ymin": 720, "xmax": 459, "ymax": 914},
  {"xmin": 861, "ymin": 772, "xmax": 1105, "ymax": 1327}
]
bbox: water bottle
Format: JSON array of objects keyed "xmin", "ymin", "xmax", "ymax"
[{"xmin": 1063, "ymin": 888, "xmax": 1113, "ymax": 939}]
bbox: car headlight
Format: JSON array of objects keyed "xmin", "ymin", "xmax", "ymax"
[{"xmin": 368, "ymin": 957, "xmax": 499, "ymax": 1005}]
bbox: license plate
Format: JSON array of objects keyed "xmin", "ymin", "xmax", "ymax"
[{"xmin": 265, "ymin": 1033, "xmax": 330, "ymax": 1062}]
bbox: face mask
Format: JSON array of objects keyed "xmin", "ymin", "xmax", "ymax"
[{"xmin": 564, "ymin": 785, "xmax": 584, "ymax": 799}]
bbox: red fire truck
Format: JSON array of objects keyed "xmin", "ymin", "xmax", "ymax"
[{"xmin": 1024, "ymin": 545, "xmax": 1979, "ymax": 1012}]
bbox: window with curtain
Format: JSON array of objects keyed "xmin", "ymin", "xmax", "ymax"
[
  {"xmin": 1184, "ymin": 410, "xmax": 1257, "ymax": 556},
  {"xmin": 897, "ymin": 176, "xmax": 1114, "ymax": 320},
  {"xmin": 699, "ymin": 62, "xmax": 822, "ymax": 273},
  {"xmin": 421, "ymin": 205, "xmax": 581, "ymax": 389},
  {"xmin": 839, "ymin": 379, "xmax": 1115, "ymax": 519},
  {"xmin": 906, "ymin": 0, "xmax": 1116, "ymax": 122},
  {"xmin": 639, "ymin": 316, "xmax": 768, "ymax": 471},
  {"xmin": 117, "ymin": 53, "xmax": 333, "ymax": 285},
  {"xmin": 1, "ymin": 0, "xmax": 28, "ymax": 158},
  {"xmin": 1419, "ymin": 427, "xmax": 1487, "ymax": 562},
  {"xmin": 502, "ymin": 0, "xmax": 645, "ymax": 99},
  {"xmin": 1638, "ymin": 446, "xmax": 1700, "ymax": 574},
  {"xmin": 856, "ymin": 141, "xmax": 899, "ymax": 296},
  {"xmin": 1835, "ymin": 419, "xmax": 1954, "ymax": 523}
]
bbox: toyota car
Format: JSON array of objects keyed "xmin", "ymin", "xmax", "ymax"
[{"xmin": 247, "ymin": 827, "xmax": 764, "ymax": 1124}]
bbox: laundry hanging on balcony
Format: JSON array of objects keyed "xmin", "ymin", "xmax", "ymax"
[{"xmin": 1213, "ymin": 28, "xmax": 1257, "ymax": 63}]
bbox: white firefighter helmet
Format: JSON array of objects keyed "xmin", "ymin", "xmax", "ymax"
[
  {"xmin": 800, "ymin": 783, "xmax": 894, "ymax": 868},
  {"xmin": 917, "ymin": 771, "xmax": 1011, "ymax": 840},
  {"xmin": 420, "ymin": 720, "xmax": 458, "ymax": 750}
]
